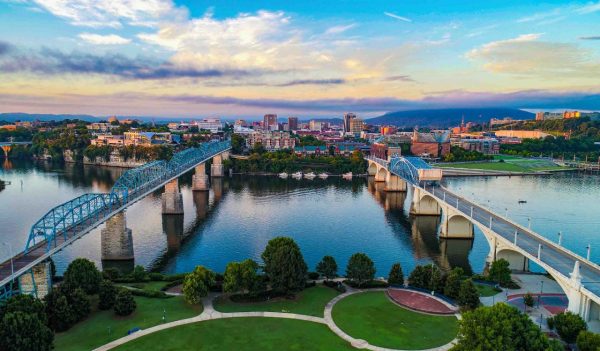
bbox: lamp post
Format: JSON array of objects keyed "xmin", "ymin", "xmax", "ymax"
[
  {"xmin": 538, "ymin": 280, "xmax": 544, "ymax": 307},
  {"xmin": 558, "ymin": 231, "xmax": 562, "ymax": 246}
]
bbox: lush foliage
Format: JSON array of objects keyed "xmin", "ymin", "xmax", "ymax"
[
  {"xmin": 44, "ymin": 287, "xmax": 90, "ymax": 332},
  {"xmin": 488, "ymin": 259, "xmax": 512, "ymax": 286},
  {"xmin": 457, "ymin": 279, "xmax": 480, "ymax": 310},
  {"xmin": 118, "ymin": 145, "xmax": 173, "ymax": 161},
  {"xmin": 316, "ymin": 256, "xmax": 338, "ymax": 281},
  {"xmin": 577, "ymin": 331, "xmax": 600, "ymax": 351},
  {"xmin": 443, "ymin": 267, "xmax": 464, "ymax": 299},
  {"xmin": 0, "ymin": 294, "xmax": 53, "ymax": 351},
  {"xmin": 83, "ymin": 145, "xmax": 111, "ymax": 162},
  {"xmin": 502, "ymin": 135, "xmax": 600, "ymax": 160},
  {"xmin": 443, "ymin": 146, "xmax": 493, "ymax": 162},
  {"xmin": 182, "ymin": 266, "xmax": 216, "ymax": 304},
  {"xmin": 523, "ymin": 293, "xmax": 535, "ymax": 310},
  {"xmin": 261, "ymin": 237, "xmax": 308, "ymax": 293},
  {"xmin": 387, "ymin": 263, "xmax": 404, "ymax": 286},
  {"xmin": 63, "ymin": 258, "xmax": 102, "ymax": 294},
  {"xmin": 408, "ymin": 264, "xmax": 444, "ymax": 292},
  {"xmin": 98, "ymin": 280, "xmax": 117, "ymax": 310},
  {"xmin": 552, "ymin": 311, "xmax": 587, "ymax": 344},
  {"xmin": 133, "ymin": 265, "xmax": 147, "ymax": 282},
  {"xmin": 114, "ymin": 289, "xmax": 137, "ymax": 316},
  {"xmin": 223, "ymin": 259, "xmax": 263, "ymax": 295},
  {"xmin": 230, "ymin": 133, "xmax": 245, "ymax": 154},
  {"xmin": 297, "ymin": 135, "xmax": 326, "ymax": 146},
  {"xmin": 345, "ymin": 253, "xmax": 376, "ymax": 287},
  {"xmin": 451, "ymin": 303, "xmax": 561, "ymax": 351}
]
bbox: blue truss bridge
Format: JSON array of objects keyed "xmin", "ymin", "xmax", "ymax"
[{"xmin": 0, "ymin": 140, "xmax": 230, "ymax": 298}]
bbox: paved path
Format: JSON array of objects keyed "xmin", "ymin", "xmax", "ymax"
[{"xmin": 95, "ymin": 289, "xmax": 458, "ymax": 351}]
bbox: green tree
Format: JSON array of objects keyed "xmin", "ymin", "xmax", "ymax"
[
  {"xmin": 451, "ymin": 303, "xmax": 559, "ymax": 351},
  {"xmin": 69, "ymin": 288, "xmax": 91, "ymax": 321},
  {"xmin": 132, "ymin": 265, "xmax": 147, "ymax": 282},
  {"xmin": 262, "ymin": 237, "xmax": 308, "ymax": 293},
  {"xmin": 346, "ymin": 253, "xmax": 376, "ymax": 287},
  {"xmin": 408, "ymin": 264, "xmax": 444, "ymax": 292},
  {"xmin": 387, "ymin": 263, "xmax": 404, "ymax": 286},
  {"xmin": 223, "ymin": 259, "xmax": 263, "ymax": 295},
  {"xmin": 231, "ymin": 133, "xmax": 245, "ymax": 154},
  {"xmin": 577, "ymin": 331, "xmax": 600, "ymax": 351},
  {"xmin": 45, "ymin": 289, "xmax": 76, "ymax": 332},
  {"xmin": 457, "ymin": 279, "xmax": 480, "ymax": 310},
  {"xmin": 523, "ymin": 292, "xmax": 535, "ymax": 311},
  {"xmin": 316, "ymin": 256, "xmax": 338, "ymax": 281},
  {"xmin": 98, "ymin": 280, "xmax": 117, "ymax": 310},
  {"xmin": 63, "ymin": 258, "xmax": 102, "ymax": 294},
  {"xmin": 0, "ymin": 312, "xmax": 54, "ymax": 351},
  {"xmin": 114, "ymin": 289, "xmax": 137, "ymax": 316},
  {"xmin": 553, "ymin": 311, "xmax": 587, "ymax": 344},
  {"xmin": 0, "ymin": 294, "xmax": 47, "ymax": 325},
  {"xmin": 443, "ymin": 267, "xmax": 464, "ymax": 299},
  {"xmin": 183, "ymin": 265, "xmax": 216, "ymax": 304},
  {"xmin": 488, "ymin": 259, "xmax": 511, "ymax": 286}
]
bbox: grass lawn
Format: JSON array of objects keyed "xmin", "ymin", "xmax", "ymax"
[
  {"xmin": 114, "ymin": 317, "xmax": 354, "ymax": 351},
  {"xmin": 119, "ymin": 281, "xmax": 170, "ymax": 291},
  {"xmin": 475, "ymin": 283, "xmax": 502, "ymax": 297},
  {"xmin": 437, "ymin": 162, "xmax": 527, "ymax": 172},
  {"xmin": 213, "ymin": 285, "xmax": 340, "ymax": 317},
  {"xmin": 332, "ymin": 291, "xmax": 458, "ymax": 350},
  {"xmin": 54, "ymin": 296, "xmax": 202, "ymax": 351}
]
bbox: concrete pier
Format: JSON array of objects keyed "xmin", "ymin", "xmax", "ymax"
[
  {"xmin": 101, "ymin": 212, "xmax": 134, "ymax": 261},
  {"xmin": 192, "ymin": 163, "xmax": 209, "ymax": 191},
  {"xmin": 18, "ymin": 262, "xmax": 51, "ymax": 298},
  {"xmin": 162, "ymin": 178, "xmax": 184, "ymax": 215}
]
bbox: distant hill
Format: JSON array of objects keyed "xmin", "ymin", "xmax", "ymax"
[
  {"xmin": 299, "ymin": 117, "xmax": 343, "ymax": 124},
  {"xmin": 368, "ymin": 108, "xmax": 535, "ymax": 128},
  {"xmin": 0, "ymin": 113, "xmax": 100, "ymax": 122}
]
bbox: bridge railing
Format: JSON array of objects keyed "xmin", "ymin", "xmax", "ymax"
[{"xmin": 24, "ymin": 140, "xmax": 231, "ymax": 254}]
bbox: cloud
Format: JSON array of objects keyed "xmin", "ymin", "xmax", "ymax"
[
  {"xmin": 275, "ymin": 79, "xmax": 345, "ymax": 87},
  {"xmin": 30, "ymin": 0, "xmax": 185, "ymax": 28},
  {"xmin": 384, "ymin": 12, "xmax": 411, "ymax": 22},
  {"xmin": 580, "ymin": 36, "xmax": 600, "ymax": 40},
  {"xmin": 576, "ymin": 1, "xmax": 600, "ymax": 14},
  {"xmin": 384, "ymin": 75, "xmax": 414, "ymax": 82},
  {"xmin": 0, "ymin": 41, "xmax": 13, "ymax": 55},
  {"xmin": 466, "ymin": 34, "xmax": 600, "ymax": 78},
  {"xmin": 0, "ymin": 47, "xmax": 255, "ymax": 79},
  {"xmin": 78, "ymin": 33, "xmax": 131, "ymax": 45},
  {"xmin": 324, "ymin": 24, "xmax": 356, "ymax": 35}
]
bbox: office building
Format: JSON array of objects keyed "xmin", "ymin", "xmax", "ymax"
[
  {"xmin": 349, "ymin": 118, "xmax": 364, "ymax": 134},
  {"xmin": 288, "ymin": 117, "xmax": 299, "ymax": 131},
  {"xmin": 264, "ymin": 114, "xmax": 278, "ymax": 130},
  {"xmin": 344, "ymin": 113, "xmax": 356, "ymax": 133}
]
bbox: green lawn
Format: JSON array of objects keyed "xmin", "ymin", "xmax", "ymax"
[
  {"xmin": 475, "ymin": 283, "xmax": 502, "ymax": 297},
  {"xmin": 213, "ymin": 285, "xmax": 340, "ymax": 317},
  {"xmin": 119, "ymin": 281, "xmax": 170, "ymax": 291},
  {"xmin": 437, "ymin": 162, "xmax": 527, "ymax": 172},
  {"xmin": 114, "ymin": 317, "xmax": 354, "ymax": 351},
  {"xmin": 332, "ymin": 291, "xmax": 458, "ymax": 350},
  {"xmin": 54, "ymin": 296, "xmax": 202, "ymax": 351}
]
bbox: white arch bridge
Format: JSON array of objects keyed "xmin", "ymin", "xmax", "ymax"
[{"xmin": 368, "ymin": 155, "xmax": 600, "ymax": 325}]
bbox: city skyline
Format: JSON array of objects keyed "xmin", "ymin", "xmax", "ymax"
[{"xmin": 0, "ymin": 0, "xmax": 599, "ymax": 118}]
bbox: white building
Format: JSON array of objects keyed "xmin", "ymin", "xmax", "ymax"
[{"xmin": 195, "ymin": 118, "xmax": 223, "ymax": 133}]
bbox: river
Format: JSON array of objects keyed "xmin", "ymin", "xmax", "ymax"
[{"xmin": 1, "ymin": 159, "xmax": 599, "ymax": 277}]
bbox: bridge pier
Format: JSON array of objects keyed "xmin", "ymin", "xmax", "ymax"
[
  {"xmin": 440, "ymin": 211, "xmax": 474, "ymax": 239},
  {"xmin": 192, "ymin": 163, "xmax": 209, "ymax": 191},
  {"xmin": 163, "ymin": 214, "xmax": 185, "ymax": 252},
  {"xmin": 410, "ymin": 187, "xmax": 441, "ymax": 215},
  {"xmin": 384, "ymin": 173, "xmax": 407, "ymax": 192},
  {"xmin": 211, "ymin": 151, "xmax": 229, "ymax": 177},
  {"xmin": 162, "ymin": 179, "xmax": 184, "ymax": 215},
  {"xmin": 101, "ymin": 212, "xmax": 134, "ymax": 261},
  {"xmin": 18, "ymin": 261, "xmax": 51, "ymax": 298}
]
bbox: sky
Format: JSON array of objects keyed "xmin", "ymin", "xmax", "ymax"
[{"xmin": 0, "ymin": 0, "xmax": 599, "ymax": 119}]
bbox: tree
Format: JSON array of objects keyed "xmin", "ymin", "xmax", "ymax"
[
  {"xmin": 231, "ymin": 133, "xmax": 245, "ymax": 154},
  {"xmin": 577, "ymin": 331, "xmax": 600, "ymax": 351},
  {"xmin": 132, "ymin": 265, "xmax": 147, "ymax": 282},
  {"xmin": 443, "ymin": 267, "xmax": 464, "ymax": 299},
  {"xmin": 457, "ymin": 279, "xmax": 480, "ymax": 310},
  {"xmin": 387, "ymin": 263, "xmax": 404, "ymax": 286},
  {"xmin": 488, "ymin": 259, "xmax": 511, "ymax": 286},
  {"xmin": 346, "ymin": 253, "xmax": 375, "ymax": 287},
  {"xmin": 0, "ymin": 294, "xmax": 47, "ymax": 325},
  {"xmin": 408, "ymin": 264, "xmax": 444, "ymax": 292},
  {"xmin": 98, "ymin": 280, "xmax": 117, "ymax": 310},
  {"xmin": 183, "ymin": 265, "xmax": 216, "ymax": 304},
  {"xmin": 63, "ymin": 258, "xmax": 102, "ymax": 294},
  {"xmin": 451, "ymin": 303, "xmax": 559, "ymax": 351},
  {"xmin": 523, "ymin": 292, "xmax": 535, "ymax": 311},
  {"xmin": 45, "ymin": 289, "xmax": 76, "ymax": 332},
  {"xmin": 0, "ymin": 312, "xmax": 54, "ymax": 351},
  {"xmin": 553, "ymin": 311, "xmax": 587, "ymax": 344},
  {"xmin": 114, "ymin": 289, "xmax": 136, "ymax": 316},
  {"xmin": 317, "ymin": 256, "xmax": 338, "ymax": 281},
  {"xmin": 261, "ymin": 237, "xmax": 308, "ymax": 293},
  {"xmin": 68, "ymin": 288, "xmax": 91, "ymax": 322},
  {"xmin": 223, "ymin": 259, "xmax": 263, "ymax": 295}
]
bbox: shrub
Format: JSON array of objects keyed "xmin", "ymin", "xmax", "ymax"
[
  {"xmin": 0, "ymin": 294, "xmax": 47, "ymax": 325},
  {"xmin": 346, "ymin": 253, "xmax": 375, "ymax": 287},
  {"xmin": 387, "ymin": 263, "xmax": 404, "ymax": 286},
  {"xmin": 132, "ymin": 265, "xmax": 147, "ymax": 282},
  {"xmin": 261, "ymin": 237, "xmax": 308, "ymax": 293},
  {"xmin": 148, "ymin": 272, "xmax": 165, "ymax": 281},
  {"xmin": 345, "ymin": 279, "xmax": 388, "ymax": 289},
  {"xmin": 577, "ymin": 331, "xmax": 600, "ymax": 351},
  {"xmin": 316, "ymin": 256, "xmax": 338, "ymax": 281},
  {"xmin": 98, "ymin": 280, "xmax": 117, "ymax": 310},
  {"xmin": 547, "ymin": 316, "xmax": 555, "ymax": 330},
  {"xmin": 63, "ymin": 258, "xmax": 102, "ymax": 294},
  {"xmin": 308, "ymin": 272, "xmax": 320, "ymax": 280},
  {"xmin": 68, "ymin": 288, "xmax": 91, "ymax": 322},
  {"xmin": 553, "ymin": 311, "xmax": 587, "ymax": 344},
  {"xmin": 183, "ymin": 266, "xmax": 216, "ymax": 304},
  {"xmin": 523, "ymin": 293, "xmax": 535, "ymax": 311},
  {"xmin": 0, "ymin": 311, "xmax": 54, "ymax": 351},
  {"xmin": 129, "ymin": 289, "xmax": 170, "ymax": 299},
  {"xmin": 444, "ymin": 267, "xmax": 464, "ymax": 299},
  {"xmin": 114, "ymin": 289, "xmax": 137, "ymax": 316},
  {"xmin": 323, "ymin": 280, "xmax": 346, "ymax": 293},
  {"xmin": 488, "ymin": 259, "xmax": 511, "ymax": 286},
  {"xmin": 102, "ymin": 268, "xmax": 120, "ymax": 281},
  {"xmin": 457, "ymin": 279, "xmax": 480, "ymax": 310},
  {"xmin": 45, "ymin": 288, "xmax": 76, "ymax": 332}
]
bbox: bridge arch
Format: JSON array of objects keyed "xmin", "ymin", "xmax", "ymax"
[
  {"xmin": 410, "ymin": 189, "xmax": 441, "ymax": 216},
  {"xmin": 367, "ymin": 161, "xmax": 378, "ymax": 176},
  {"xmin": 375, "ymin": 166, "xmax": 387, "ymax": 182},
  {"xmin": 441, "ymin": 213, "xmax": 474, "ymax": 239}
]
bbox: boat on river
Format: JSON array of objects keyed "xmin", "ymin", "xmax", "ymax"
[
  {"xmin": 304, "ymin": 172, "xmax": 316, "ymax": 179},
  {"xmin": 291, "ymin": 171, "xmax": 303, "ymax": 179},
  {"xmin": 342, "ymin": 172, "xmax": 353, "ymax": 180},
  {"xmin": 318, "ymin": 173, "xmax": 329, "ymax": 179},
  {"xmin": 279, "ymin": 172, "xmax": 288, "ymax": 178}
]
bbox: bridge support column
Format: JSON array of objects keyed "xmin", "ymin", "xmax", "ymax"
[
  {"xmin": 410, "ymin": 187, "xmax": 441, "ymax": 215},
  {"xmin": 162, "ymin": 179, "xmax": 184, "ymax": 215},
  {"xmin": 1, "ymin": 145, "xmax": 10, "ymax": 158},
  {"xmin": 374, "ymin": 167, "xmax": 387, "ymax": 182},
  {"xmin": 384, "ymin": 173, "xmax": 407, "ymax": 192},
  {"xmin": 18, "ymin": 261, "xmax": 51, "ymax": 298},
  {"xmin": 192, "ymin": 163, "xmax": 209, "ymax": 191},
  {"xmin": 101, "ymin": 212, "xmax": 134, "ymax": 261},
  {"xmin": 211, "ymin": 153, "xmax": 227, "ymax": 177},
  {"xmin": 565, "ymin": 261, "xmax": 594, "ymax": 321},
  {"xmin": 440, "ymin": 207, "xmax": 474, "ymax": 239}
]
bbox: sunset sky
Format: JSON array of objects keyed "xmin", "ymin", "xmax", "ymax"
[{"xmin": 0, "ymin": 0, "xmax": 599, "ymax": 118}]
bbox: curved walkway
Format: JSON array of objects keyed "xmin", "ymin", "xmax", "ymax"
[{"xmin": 95, "ymin": 289, "xmax": 458, "ymax": 351}]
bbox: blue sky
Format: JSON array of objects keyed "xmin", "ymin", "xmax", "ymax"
[{"xmin": 0, "ymin": 0, "xmax": 599, "ymax": 118}]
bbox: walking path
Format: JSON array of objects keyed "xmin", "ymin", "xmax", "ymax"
[{"xmin": 95, "ymin": 289, "xmax": 458, "ymax": 351}]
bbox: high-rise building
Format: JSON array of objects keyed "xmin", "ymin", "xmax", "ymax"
[
  {"xmin": 288, "ymin": 116, "xmax": 299, "ymax": 131},
  {"xmin": 349, "ymin": 118, "xmax": 364, "ymax": 134},
  {"xmin": 263, "ymin": 114, "xmax": 278, "ymax": 130},
  {"xmin": 344, "ymin": 113, "xmax": 356, "ymax": 133},
  {"xmin": 309, "ymin": 120, "xmax": 322, "ymax": 131}
]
